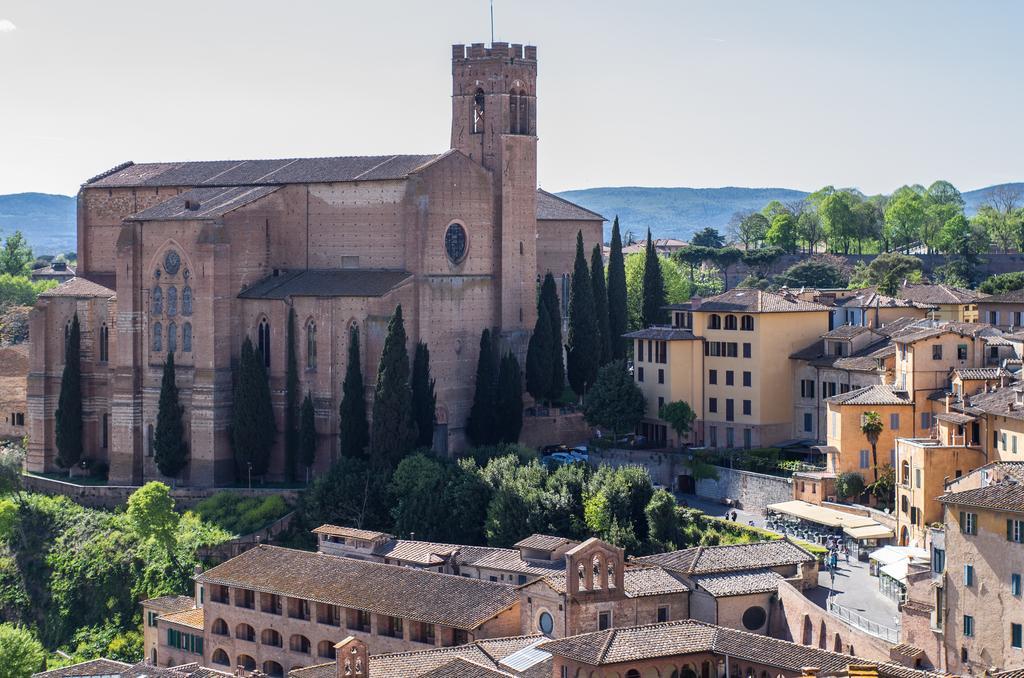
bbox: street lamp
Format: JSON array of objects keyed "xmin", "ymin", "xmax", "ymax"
[{"xmin": 247, "ymin": 461, "xmax": 252, "ymax": 490}]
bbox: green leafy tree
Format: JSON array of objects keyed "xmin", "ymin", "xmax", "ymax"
[
  {"xmin": 797, "ymin": 209, "xmax": 824, "ymax": 254},
  {"xmin": 641, "ymin": 229, "xmax": 668, "ymax": 327},
  {"xmin": 852, "ymin": 198, "xmax": 885, "ymax": 253},
  {"xmin": 974, "ymin": 203, "xmax": 1021, "ymax": 253},
  {"xmin": 411, "ymin": 342, "xmax": 436, "ymax": 449},
  {"xmin": 860, "ymin": 411, "xmax": 884, "ymax": 483},
  {"xmin": 567, "ymin": 231, "xmax": 600, "ymax": 396},
  {"xmin": 0, "ymin": 623, "xmax": 44, "ymax": 677},
  {"xmin": 741, "ymin": 247, "xmax": 783, "ymax": 278},
  {"xmin": 765, "ymin": 213, "xmax": 800, "ymax": 254},
  {"xmin": 298, "ymin": 393, "xmax": 316, "ymax": 482},
  {"xmin": 835, "ymin": 472, "xmax": 865, "ymax": 500},
  {"xmin": 370, "ymin": 305, "xmax": 417, "ymax": 469},
  {"xmin": 659, "ymin": 400, "xmax": 695, "ymax": 447},
  {"xmin": 590, "ymin": 244, "xmax": 611, "ymax": 365},
  {"xmin": 646, "ymin": 489, "xmax": 681, "ymax": 549},
  {"xmin": 979, "ymin": 271, "xmax": 1024, "ymax": 295},
  {"xmin": 126, "ymin": 482, "xmax": 180, "ymax": 562},
  {"xmin": 861, "ymin": 252, "xmax": 924, "ymax": 295},
  {"xmin": 0, "ymin": 232, "xmax": 33, "ymax": 276},
  {"xmin": 441, "ymin": 459, "xmax": 492, "ymax": 545},
  {"xmin": 738, "ymin": 213, "xmax": 770, "ymax": 249},
  {"xmin": 525, "ymin": 296, "xmax": 553, "ymax": 402},
  {"xmin": 774, "ymin": 257, "xmax": 849, "ymax": 289},
  {"xmin": 153, "ymin": 353, "xmax": 188, "ymax": 479},
  {"xmin": 0, "ymin": 274, "xmax": 56, "ymax": 308},
  {"xmin": 819, "ymin": 191, "xmax": 859, "ymax": 253},
  {"xmin": 582, "ymin": 360, "xmax": 646, "ymax": 437},
  {"xmin": 675, "ymin": 245, "xmax": 715, "ymax": 282},
  {"xmin": 467, "ymin": 328, "xmax": 498, "ymax": 446},
  {"xmin": 299, "ymin": 456, "xmax": 391, "ymax": 531},
  {"xmin": 339, "ymin": 326, "xmax": 369, "ymax": 459},
  {"xmin": 936, "ymin": 214, "xmax": 989, "ymax": 285},
  {"xmin": 626, "ymin": 253, "xmax": 692, "ymax": 330},
  {"xmin": 867, "ymin": 464, "xmax": 896, "ymax": 510},
  {"xmin": 55, "ymin": 314, "xmax": 83, "ymax": 474},
  {"xmin": 232, "ymin": 337, "xmax": 276, "ymax": 477},
  {"xmin": 390, "ymin": 453, "xmax": 451, "ymax": 540},
  {"xmin": 495, "ymin": 352, "xmax": 523, "ymax": 443},
  {"xmin": 606, "ymin": 217, "xmax": 629, "ymax": 360},
  {"xmin": 539, "ymin": 273, "xmax": 565, "ymax": 402},
  {"xmin": 690, "ymin": 227, "xmax": 725, "ymax": 249},
  {"xmin": 284, "ymin": 308, "xmax": 299, "ymax": 481},
  {"xmin": 884, "ymin": 187, "xmax": 927, "ymax": 253},
  {"xmin": 713, "ymin": 247, "xmax": 744, "ymax": 290}
]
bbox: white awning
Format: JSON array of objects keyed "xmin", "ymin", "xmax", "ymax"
[
  {"xmin": 869, "ymin": 545, "xmax": 928, "ymax": 566},
  {"xmin": 844, "ymin": 524, "xmax": 894, "ymax": 540},
  {"xmin": 768, "ymin": 500, "xmax": 876, "ymax": 529}
]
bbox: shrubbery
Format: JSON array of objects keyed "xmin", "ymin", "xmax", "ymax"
[{"xmin": 191, "ymin": 492, "xmax": 290, "ymax": 536}]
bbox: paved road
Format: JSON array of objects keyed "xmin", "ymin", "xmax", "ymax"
[{"xmin": 677, "ymin": 493, "xmax": 767, "ymax": 529}]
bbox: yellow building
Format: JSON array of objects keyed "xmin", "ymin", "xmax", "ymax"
[
  {"xmin": 898, "ymin": 283, "xmax": 983, "ymax": 323},
  {"xmin": 824, "ymin": 384, "xmax": 913, "ymax": 479},
  {"xmin": 631, "ymin": 288, "xmax": 830, "ymax": 450}
]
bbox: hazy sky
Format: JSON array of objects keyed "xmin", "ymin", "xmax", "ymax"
[{"xmin": 2, "ymin": 1, "xmax": 1022, "ymax": 197}]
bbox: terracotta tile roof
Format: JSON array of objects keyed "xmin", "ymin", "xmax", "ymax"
[
  {"xmin": 823, "ymin": 325, "xmax": 882, "ymax": 339},
  {"xmin": 953, "ymin": 367, "xmax": 1009, "ymax": 381},
  {"xmin": 37, "ymin": 277, "xmax": 115, "ymax": 299},
  {"xmin": 825, "ymin": 384, "xmax": 911, "ymax": 406},
  {"xmin": 538, "ymin": 620, "xmax": 944, "ymax": 677},
  {"xmin": 238, "ymin": 269, "xmax": 413, "ymax": 300},
  {"xmin": 622, "ymin": 327, "xmax": 698, "ymax": 341},
  {"xmin": 312, "ymin": 524, "xmax": 390, "ymax": 541},
  {"xmin": 196, "ymin": 545, "xmax": 519, "ymax": 630},
  {"xmin": 991, "ymin": 669, "xmax": 1024, "ymax": 678},
  {"xmin": 978, "ymin": 288, "xmax": 1024, "ymax": 304},
  {"xmin": 875, "ymin": 316, "xmax": 924, "ymax": 337},
  {"xmin": 513, "ymin": 534, "xmax": 574, "ymax": 551},
  {"xmin": 33, "ymin": 659, "xmax": 131, "ymax": 677},
  {"xmin": 128, "ymin": 185, "xmax": 281, "ymax": 221},
  {"xmin": 632, "ymin": 539, "xmax": 815, "ymax": 575},
  {"xmin": 964, "ymin": 384, "xmax": 1024, "ymax": 421},
  {"xmin": 459, "ymin": 548, "xmax": 564, "ymax": 577},
  {"xmin": 690, "ymin": 288, "xmax": 831, "ymax": 313},
  {"xmin": 791, "ymin": 337, "xmax": 891, "ymax": 372},
  {"xmin": 691, "ymin": 569, "xmax": 784, "ymax": 597},
  {"xmin": 832, "ymin": 290, "xmax": 935, "ymax": 311},
  {"xmin": 418, "ymin": 658, "xmax": 512, "ymax": 677},
  {"xmin": 84, "ymin": 155, "xmax": 443, "ymax": 188},
  {"xmin": 535, "ymin": 189, "xmax": 605, "ymax": 221},
  {"xmin": 142, "ymin": 594, "xmax": 196, "ymax": 614},
  {"xmin": 899, "ymin": 283, "xmax": 982, "ymax": 305},
  {"xmin": 933, "ymin": 412, "xmax": 975, "ymax": 425},
  {"xmin": 363, "ymin": 634, "xmax": 543, "ymax": 677},
  {"xmin": 891, "ymin": 321, "xmax": 1001, "ymax": 345},
  {"xmin": 534, "ymin": 565, "xmax": 688, "ymax": 597},
  {"xmin": 939, "ymin": 479, "xmax": 1024, "ymax": 513},
  {"xmin": 159, "ymin": 606, "xmax": 204, "ymax": 630},
  {"xmin": 890, "ymin": 643, "xmax": 925, "ymax": 658}
]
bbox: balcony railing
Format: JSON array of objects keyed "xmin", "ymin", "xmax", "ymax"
[{"xmin": 827, "ymin": 598, "xmax": 900, "ymax": 643}]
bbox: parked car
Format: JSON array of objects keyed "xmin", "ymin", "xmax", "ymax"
[
  {"xmin": 569, "ymin": 446, "xmax": 589, "ymax": 462},
  {"xmin": 542, "ymin": 452, "xmax": 577, "ymax": 467},
  {"xmin": 540, "ymin": 444, "xmax": 569, "ymax": 456}
]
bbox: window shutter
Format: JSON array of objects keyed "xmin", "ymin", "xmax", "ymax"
[{"xmin": 1010, "ymin": 519, "xmax": 1015, "ymax": 542}]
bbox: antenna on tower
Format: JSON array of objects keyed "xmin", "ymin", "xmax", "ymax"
[{"xmin": 490, "ymin": 0, "xmax": 495, "ymax": 43}]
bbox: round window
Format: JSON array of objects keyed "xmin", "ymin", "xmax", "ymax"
[
  {"xmin": 742, "ymin": 606, "xmax": 767, "ymax": 631},
  {"xmin": 445, "ymin": 223, "xmax": 468, "ymax": 263},
  {"xmin": 538, "ymin": 611, "xmax": 553, "ymax": 635},
  {"xmin": 164, "ymin": 250, "xmax": 181, "ymax": 276}
]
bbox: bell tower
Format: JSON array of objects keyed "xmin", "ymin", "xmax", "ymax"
[{"xmin": 451, "ymin": 42, "xmax": 538, "ymax": 352}]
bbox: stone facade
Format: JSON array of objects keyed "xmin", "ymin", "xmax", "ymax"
[
  {"xmin": 695, "ymin": 466, "xmax": 793, "ymax": 512},
  {"xmin": 0, "ymin": 344, "xmax": 28, "ymax": 440},
  {"xmin": 27, "ymin": 41, "xmax": 603, "ymax": 486}
]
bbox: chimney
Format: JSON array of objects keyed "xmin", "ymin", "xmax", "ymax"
[
  {"xmin": 336, "ymin": 636, "xmax": 369, "ymax": 678},
  {"xmin": 184, "ymin": 199, "xmax": 200, "ymax": 211},
  {"xmin": 690, "ymin": 296, "xmax": 702, "ymax": 310},
  {"xmin": 945, "ymin": 393, "xmax": 952, "ymax": 413},
  {"xmin": 1016, "ymin": 386, "xmax": 1024, "ymax": 408},
  {"xmin": 52, "ymin": 261, "xmax": 67, "ymax": 271},
  {"xmin": 194, "ymin": 564, "xmax": 203, "ymax": 608}
]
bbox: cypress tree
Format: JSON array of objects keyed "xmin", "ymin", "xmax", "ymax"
[
  {"xmin": 466, "ymin": 328, "xmax": 498, "ymax": 446},
  {"xmin": 284, "ymin": 308, "xmax": 299, "ymax": 481},
  {"xmin": 370, "ymin": 305, "xmax": 417, "ymax": 469},
  {"xmin": 411, "ymin": 341, "xmax": 436, "ymax": 449},
  {"xmin": 641, "ymin": 228, "xmax": 668, "ymax": 327},
  {"xmin": 154, "ymin": 353, "xmax": 188, "ymax": 479},
  {"xmin": 591, "ymin": 243, "xmax": 611, "ymax": 365},
  {"xmin": 299, "ymin": 392, "xmax": 316, "ymax": 483},
  {"xmin": 607, "ymin": 216, "xmax": 629, "ymax": 360},
  {"xmin": 566, "ymin": 231, "xmax": 600, "ymax": 397},
  {"xmin": 339, "ymin": 326, "xmax": 369, "ymax": 459},
  {"xmin": 525, "ymin": 295, "xmax": 553, "ymax": 402},
  {"xmin": 55, "ymin": 313, "xmax": 83, "ymax": 474},
  {"xmin": 539, "ymin": 273, "xmax": 565, "ymax": 403},
  {"xmin": 495, "ymin": 351, "xmax": 524, "ymax": 443},
  {"xmin": 232, "ymin": 337, "xmax": 276, "ymax": 477}
]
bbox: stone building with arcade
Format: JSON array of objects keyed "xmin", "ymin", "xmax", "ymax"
[{"xmin": 26, "ymin": 41, "xmax": 604, "ymax": 485}]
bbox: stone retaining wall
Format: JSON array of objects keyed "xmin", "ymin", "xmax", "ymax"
[
  {"xmin": 519, "ymin": 411, "xmax": 591, "ymax": 449},
  {"xmin": 695, "ymin": 466, "xmax": 793, "ymax": 511},
  {"xmin": 22, "ymin": 473, "xmax": 302, "ymax": 510}
]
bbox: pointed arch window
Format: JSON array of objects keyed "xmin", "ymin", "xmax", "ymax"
[
  {"xmin": 168, "ymin": 322, "xmax": 177, "ymax": 354},
  {"xmin": 183, "ymin": 322, "xmax": 192, "ymax": 353},
  {"xmin": 182, "ymin": 286, "xmax": 192, "ymax": 316},
  {"xmin": 258, "ymin": 318, "xmax": 271, "ymax": 368},
  {"xmin": 152, "ymin": 322, "xmax": 162, "ymax": 352},
  {"xmin": 166, "ymin": 286, "xmax": 177, "ymax": 317},
  {"xmin": 306, "ymin": 320, "xmax": 317, "ymax": 370},
  {"xmin": 472, "ymin": 88, "xmax": 485, "ymax": 134},
  {"xmin": 518, "ymin": 89, "xmax": 529, "ymax": 135},
  {"xmin": 509, "ymin": 89, "xmax": 519, "ymax": 134},
  {"xmin": 99, "ymin": 322, "xmax": 109, "ymax": 362},
  {"xmin": 152, "ymin": 287, "xmax": 163, "ymax": 315}
]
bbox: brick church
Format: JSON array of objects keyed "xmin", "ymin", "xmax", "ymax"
[{"xmin": 27, "ymin": 42, "xmax": 604, "ymax": 486}]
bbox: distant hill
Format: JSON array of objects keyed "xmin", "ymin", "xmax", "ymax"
[
  {"xmin": 0, "ymin": 193, "xmax": 77, "ymax": 257},
  {"xmin": 558, "ymin": 183, "xmax": 1024, "ymax": 243},
  {"xmin": 1, "ymin": 182, "xmax": 1021, "ymax": 257}
]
